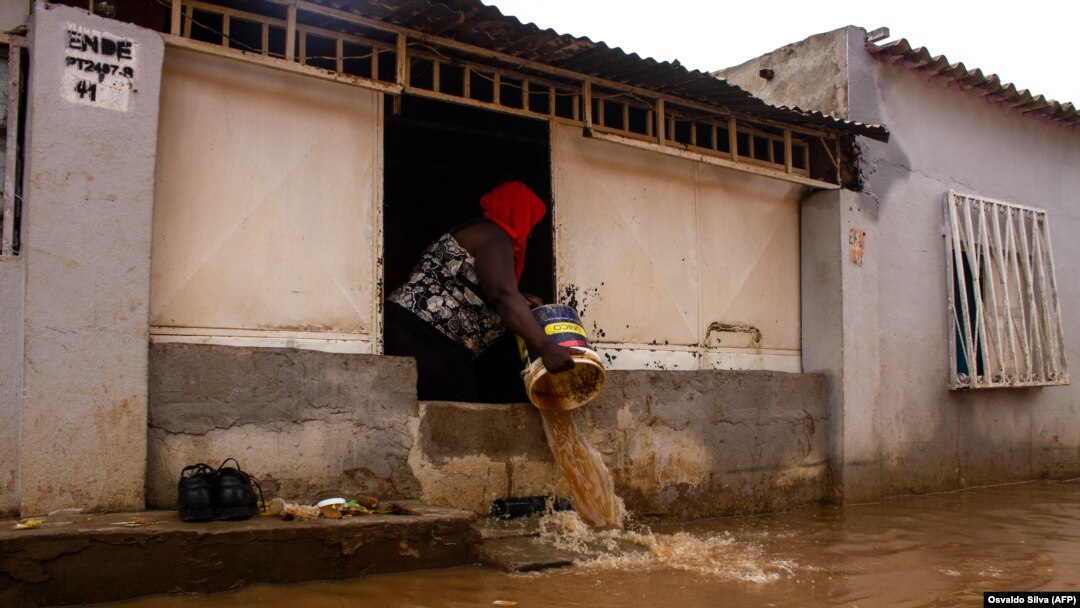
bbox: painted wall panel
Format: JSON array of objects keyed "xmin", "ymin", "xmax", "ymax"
[
  {"xmin": 151, "ymin": 48, "xmax": 381, "ymax": 345},
  {"xmin": 697, "ymin": 164, "xmax": 802, "ymax": 351},
  {"xmin": 553, "ymin": 124, "xmax": 699, "ymax": 347},
  {"xmin": 553, "ymin": 123, "xmax": 802, "ymax": 370}
]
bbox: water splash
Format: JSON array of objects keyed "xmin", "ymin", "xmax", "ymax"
[{"xmin": 535, "ymin": 509, "xmax": 797, "ymax": 583}]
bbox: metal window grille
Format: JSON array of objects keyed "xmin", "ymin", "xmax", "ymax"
[
  {"xmin": 1, "ymin": 41, "xmax": 24, "ymax": 258},
  {"xmin": 945, "ymin": 191, "xmax": 1068, "ymax": 389}
]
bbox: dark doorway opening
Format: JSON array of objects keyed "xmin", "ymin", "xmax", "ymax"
[{"xmin": 383, "ymin": 95, "xmax": 552, "ymax": 403}]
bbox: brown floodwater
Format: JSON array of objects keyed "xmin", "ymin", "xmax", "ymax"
[{"xmin": 107, "ymin": 480, "xmax": 1078, "ymax": 608}]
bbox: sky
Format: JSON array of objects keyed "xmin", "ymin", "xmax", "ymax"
[{"xmin": 482, "ymin": 0, "xmax": 1080, "ymax": 106}]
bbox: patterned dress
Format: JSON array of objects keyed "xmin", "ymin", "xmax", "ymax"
[{"xmin": 387, "ymin": 233, "xmax": 505, "ymax": 356}]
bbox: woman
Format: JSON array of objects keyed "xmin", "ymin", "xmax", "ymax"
[{"xmin": 385, "ymin": 181, "xmax": 575, "ymax": 401}]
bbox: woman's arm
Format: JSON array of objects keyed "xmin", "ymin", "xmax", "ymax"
[{"xmin": 468, "ymin": 225, "xmax": 575, "ymax": 374}]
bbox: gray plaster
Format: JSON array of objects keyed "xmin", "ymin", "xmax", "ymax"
[
  {"xmin": 419, "ymin": 402, "xmax": 552, "ymax": 464},
  {"xmin": 0, "ymin": 0, "xmax": 28, "ymax": 33},
  {"xmin": 716, "ymin": 28, "xmax": 850, "ymax": 119},
  {"xmin": 849, "ymin": 28, "xmax": 1080, "ymax": 495},
  {"xmin": 147, "ymin": 344, "xmax": 423, "ymax": 507},
  {"xmin": 737, "ymin": 25, "xmax": 1080, "ymax": 501},
  {"xmin": 0, "ymin": 258, "xmax": 22, "ymax": 516},
  {"xmin": 19, "ymin": 2, "xmax": 162, "ymax": 514},
  {"xmin": 413, "ymin": 370, "xmax": 830, "ymax": 519}
]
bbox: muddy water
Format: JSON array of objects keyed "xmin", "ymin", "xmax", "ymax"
[
  {"xmin": 538, "ymin": 409, "xmax": 623, "ymax": 529},
  {"xmin": 112, "ymin": 480, "xmax": 1079, "ymax": 608}
]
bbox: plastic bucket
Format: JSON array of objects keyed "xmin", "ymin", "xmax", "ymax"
[{"xmin": 518, "ymin": 304, "xmax": 607, "ymax": 411}]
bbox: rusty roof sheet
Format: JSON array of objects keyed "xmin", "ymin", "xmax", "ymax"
[
  {"xmin": 310, "ymin": 0, "xmax": 890, "ymax": 141},
  {"xmin": 869, "ymin": 38, "xmax": 1078, "ymax": 128}
]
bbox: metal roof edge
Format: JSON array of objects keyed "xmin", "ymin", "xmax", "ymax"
[
  {"xmin": 868, "ymin": 38, "xmax": 1078, "ymax": 128},
  {"xmin": 314, "ymin": 0, "xmax": 889, "ymax": 141}
]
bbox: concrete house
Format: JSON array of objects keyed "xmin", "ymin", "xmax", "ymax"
[
  {"xmin": 2, "ymin": 1, "xmax": 1073, "ymax": 523},
  {"xmin": 719, "ymin": 27, "xmax": 1080, "ymax": 501}
]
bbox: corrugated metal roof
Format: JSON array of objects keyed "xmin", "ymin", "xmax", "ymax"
[
  {"xmin": 869, "ymin": 38, "xmax": 1078, "ymax": 128},
  {"xmin": 310, "ymin": 0, "xmax": 890, "ymax": 141}
]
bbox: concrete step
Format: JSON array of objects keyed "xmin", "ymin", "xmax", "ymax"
[
  {"xmin": 473, "ymin": 516, "xmax": 653, "ymax": 573},
  {"xmin": 0, "ymin": 502, "xmax": 479, "ymax": 607},
  {"xmin": 479, "ymin": 536, "xmax": 577, "ymax": 572},
  {"xmin": 474, "ymin": 517, "xmax": 577, "ymax": 572}
]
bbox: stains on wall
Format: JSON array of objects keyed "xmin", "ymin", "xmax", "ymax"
[
  {"xmin": 849, "ymin": 228, "xmax": 865, "ymax": 267},
  {"xmin": 411, "ymin": 369, "xmax": 830, "ymax": 518},
  {"xmin": 147, "ymin": 344, "xmax": 422, "ymax": 507}
]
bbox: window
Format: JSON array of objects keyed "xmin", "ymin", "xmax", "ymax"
[{"xmin": 945, "ymin": 191, "xmax": 1068, "ymax": 389}]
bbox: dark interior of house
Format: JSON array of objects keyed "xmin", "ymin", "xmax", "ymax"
[{"xmin": 383, "ymin": 95, "xmax": 553, "ymax": 403}]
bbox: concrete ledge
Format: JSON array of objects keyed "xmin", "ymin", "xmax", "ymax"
[{"xmin": 0, "ymin": 503, "xmax": 479, "ymax": 607}]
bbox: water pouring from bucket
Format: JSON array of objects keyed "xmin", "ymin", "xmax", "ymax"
[{"xmin": 518, "ymin": 304, "xmax": 623, "ymax": 529}]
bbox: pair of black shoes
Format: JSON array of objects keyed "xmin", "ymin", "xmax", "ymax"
[{"xmin": 177, "ymin": 458, "xmax": 264, "ymax": 522}]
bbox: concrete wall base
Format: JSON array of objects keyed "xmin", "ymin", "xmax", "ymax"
[
  {"xmin": 147, "ymin": 344, "xmax": 422, "ymax": 508},
  {"xmin": 413, "ymin": 370, "xmax": 831, "ymax": 519},
  {"xmin": 150, "ymin": 345, "xmax": 831, "ymax": 519}
]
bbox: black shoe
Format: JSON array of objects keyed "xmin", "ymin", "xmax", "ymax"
[
  {"xmin": 177, "ymin": 463, "xmax": 216, "ymax": 522},
  {"xmin": 213, "ymin": 458, "xmax": 264, "ymax": 520}
]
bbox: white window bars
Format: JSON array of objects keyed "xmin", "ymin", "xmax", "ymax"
[{"xmin": 945, "ymin": 191, "xmax": 1068, "ymax": 389}]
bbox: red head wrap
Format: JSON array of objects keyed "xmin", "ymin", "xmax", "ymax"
[{"xmin": 479, "ymin": 182, "xmax": 547, "ymax": 282}]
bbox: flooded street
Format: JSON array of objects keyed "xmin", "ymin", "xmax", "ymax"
[{"xmin": 110, "ymin": 480, "xmax": 1078, "ymax": 608}]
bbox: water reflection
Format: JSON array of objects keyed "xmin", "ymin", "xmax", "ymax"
[{"xmin": 110, "ymin": 480, "xmax": 1079, "ymax": 608}]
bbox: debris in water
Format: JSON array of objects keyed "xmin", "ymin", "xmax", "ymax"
[
  {"xmin": 492, "ymin": 601, "xmax": 517, "ymax": 606},
  {"xmin": 13, "ymin": 519, "xmax": 42, "ymax": 530}
]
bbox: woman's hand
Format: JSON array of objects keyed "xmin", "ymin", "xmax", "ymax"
[
  {"xmin": 540, "ymin": 342, "xmax": 576, "ymax": 374},
  {"xmin": 521, "ymin": 292, "xmax": 544, "ymax": 308}
]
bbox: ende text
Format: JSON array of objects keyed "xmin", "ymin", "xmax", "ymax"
[{"xmin": 65, "ymin": 29, "xmax": 136, "ymax": 103}]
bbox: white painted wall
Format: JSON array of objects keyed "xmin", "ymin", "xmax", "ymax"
[
  {"xmin": 20, "ymin": 2, "xmax": 163, "ymax": 514},
  {"xmin": 552, "ymin": 123, "xmax": 803, "ymax": 372},
  {"xmin": 725, "ymin": 26, "xmax": 1080, "ymax": 498},
  {"xmin": 850, "ymin": 33, "xmax": 1080, "ymax": 493},
  {"xmin": 151, "ymin": 48, "xmax": 383, "ymax": 354}
]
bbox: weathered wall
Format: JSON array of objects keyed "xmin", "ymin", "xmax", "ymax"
[
  {"xmin": 0, "ymin": 0, "xmax": 29, "ymax": 33},
  {"xmin": 412, "ymin": 370, "xmax": 830, "ymax": 518},
  {"xmin": 731, "ymin": 26, "xmax": 1080, "ymax": 500},
  {"xmin": 801, "ymin": 188, "xmax": 883, "ymax": 502},
  {"xmin": 716, "ymin": 28, "xmax": 851, "ymax": 119},
  {"xmin": 552, "ymin": 122, "xmax": 805, "ymax": 373},
  {"xmin": 19, "ymin": 2, "xmax": 162, "ymax": 515},
  {"xmin": 848, "ymin": 28, "xmax": 1080, "ymax": 494},
  {"xmin": 0, "ymin": 258, "xmax": 22, "ymax": 516},
  {"xmin": 147, "ymin": 344, "xmax": 422, "ymax": 508}
]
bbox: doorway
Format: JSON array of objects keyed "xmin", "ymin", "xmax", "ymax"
[{"xmin": 383, "ymin": 95, "xmax": 552, "ymax": 402}]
